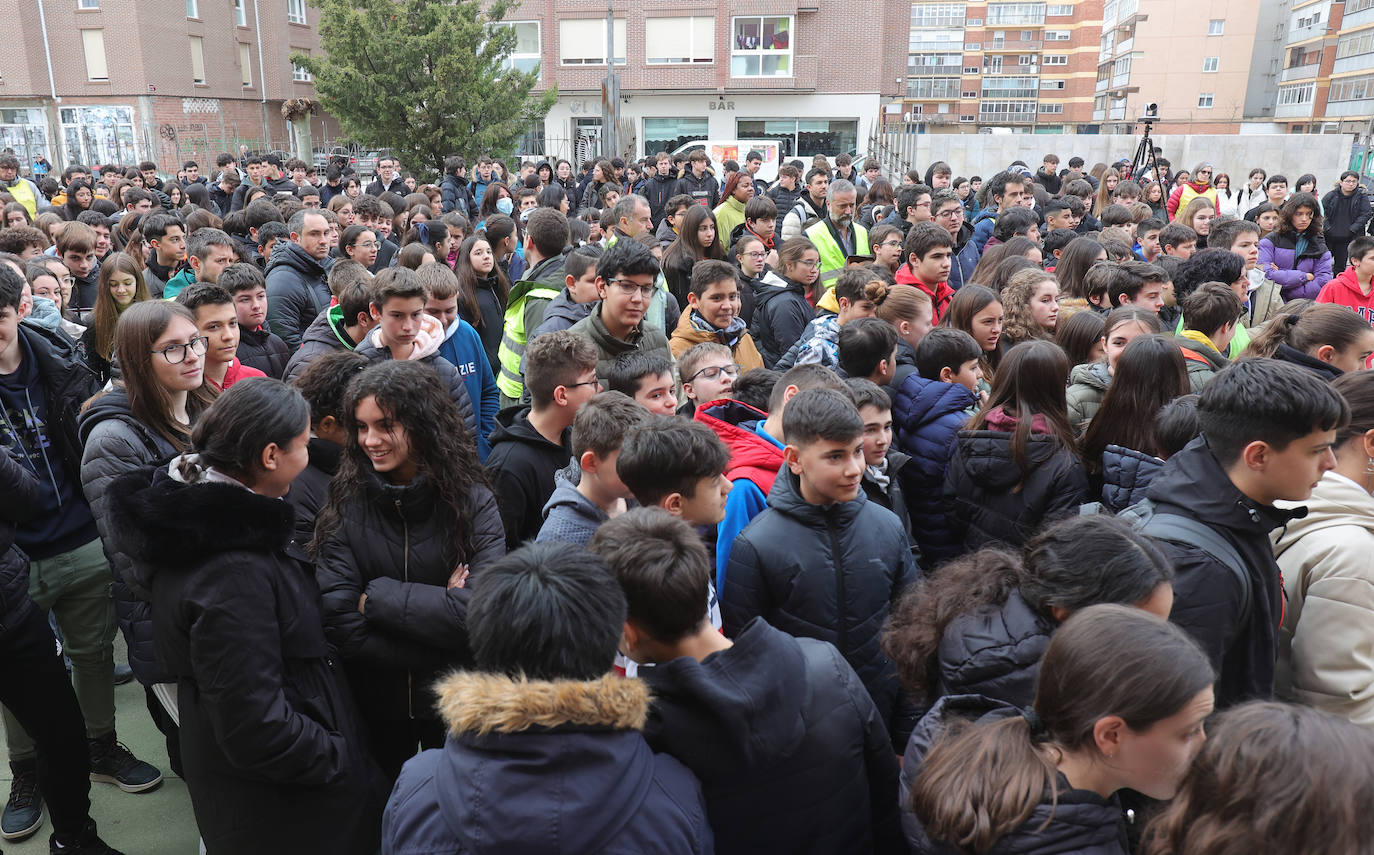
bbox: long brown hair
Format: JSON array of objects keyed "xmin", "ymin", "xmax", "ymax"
[
  {"xmin": 1081, "ymin": 335, "xmax": 1189, "ymax": 469},
  {"xmin": 663, "ymin": 204, "xmax": 727, "ymax": 270},
  {"xmin": 913, "ymin": 605, "xmax": 1213, "ymax": 854},
  {"xmin": 92, "ymin": 252, "xmax": 150, "ymax": 360},
  {"xmin": 1243, "ymin": 302, "xmax": 1370, "ymax": 360},
  {"xmin": 1140, "ymin": 702, "xmax": 1374, "ymax": 855},
  {"xmin": 968, "ymin": 339, "xmax": 1076, "ymax": 486},
  {"xmin": 111, "ymin": 301, "xmax": 218, "ymax": 449}
]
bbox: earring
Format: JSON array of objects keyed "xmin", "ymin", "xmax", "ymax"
[{"xmin": 1366, "ymin": 457, "xmax": 1374, "ymax": 475}]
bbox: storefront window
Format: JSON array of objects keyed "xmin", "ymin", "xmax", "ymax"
[
  {"xmin": 735, "ymin": 119, "xmax": 857, "ymax": 157},
  {"xmin": 643, "ymin": 117, "xmax": 708, "ymax": 156},
  {"xmin": 60, "ymin": 105, "xmax": 137, "ymax": 166}
]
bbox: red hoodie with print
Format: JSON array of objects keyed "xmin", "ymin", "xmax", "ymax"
[
  {"xmin": 1316, "ymin": 266, "xmax": 1374, "ymax": 328},
  {"xmin": 895, "ymin": 263, "xmax": 955, "ymax": 324}
]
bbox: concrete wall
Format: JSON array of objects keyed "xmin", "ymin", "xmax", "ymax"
[{"xmin": 868, "ymin": 132, "xmax": 1356, "ymax": 191}]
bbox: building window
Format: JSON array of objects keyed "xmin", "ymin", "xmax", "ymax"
[
  {"xmin": 962, "ymin": 90, "xmax": 978, "ymax": 98},
  {"xmin": 735, "ymin": 118, "xmax": 856, "ymax": 157},
  {"xmin": 642, "ymin": 117, "xmax": 708, "ymax": 155},
  {"xmin": 1207, "ymin": 19, "xmax": 1223, "ymax": 35},
  {"xmin": 239, "ymin": 43, "xmax": 252, "ymax": 86},
  {"xmin": 287, "ymin": 0, "xmax": 306, "ymax": 24},
  {"xmin": 1045, "ymin": 30, "xmax": 1071, "ymax": 40},
  {"xmin": 293, "ymin": 56, "xmax": 312, "ymax": 82},
  {"xmin": 61, "ymin": 105, "xmax": 134, "ymax": 164},
  {"xmin": 965, "ymin": 43, "xmax": 981, "ymax": 50},
  {"xmin": 1046, "ymin": 3, "xmax": 1073, "ymax": 14},
  {"xmin": 1350, "ymin": 0, "xmax": 1374, "ymax": 12},
  {"xmin": 81, "ymin": 29, "xmax": 108, "ymax": 81},
  {"xmin": 234, "ymin": 0, "xmax": 246, "ymax": 26},
  {"xmin": 646, "ymin": 16, "xmax": 714, "ymax": 64},
  {"xmin": 967, "ymin": 17, "xmax": 983, "ymax": 25},
  {"xmin": 189, "ymin": 36, "xmax": 205, "ymax": 84},
  {"xmin": 964, "ymin": 66, "xmax": 980, "ymax": 73},
  {"xmin": 910, "ymin": 3, "xmax": 967, "ymax": 28},
  {"xmin": 1295, "ymin": 10, "xmax": 1321, "ymax": 27},
  {"xmin": 1278, "ymin": 83, "xmax": 1315, "ymax": 105},
  {"xmin": 1197, "ymin": 92, "xmax": 1214, "ymax": 108},
  {"xmin": 560, "ymin": 18, "xmax": 627, "ymax": 65},
  {"xmin": 907, "ymin": 77, "xmax": 961, "ymax": 98},
  {"xmin": 1337, "ymin": 29, "xmax": 1374, "ymax": 59},
  {"xmin": 982, "ymin": 75, "xmax": 1040, "ymax": 98},
  {"xmin": 1329, "ymin": 74, "xmax": 1374, "ymax": 101},
  {"xmin": 1041, "ymin": 78, "xmax": 1065, "ymax": 89},
  {"xmin": 987, "ymin": 3, "xmax": 1047, "ymax": 26},
  {"xmin": 731, "ymin": 16, "xmax": 792, "ymax": 77},
  {"xmin": 1203, "ymin": 56, "xmax": 1218, "ymax": 72},
  {"xmin": 497, "ymin": 21, "xmax": 541, "ymax": 73},
  {"xmin": 1040, "ymin": 103, "xmax": 1064, "ymax": 113},
  {"xmin": 77, "ymin": 0, "xmax": 99, "ymax": 7},
  {"xmin": 1044, "ymin": 54, "xmax": 1068, "ymax": 65},
  {"xmin": 186, "ymin": 0, "xmax": 197, "ymax": 18},
  {"xmin": 959, "ymin": 114, "xmax": 976, "ymax": 122}
]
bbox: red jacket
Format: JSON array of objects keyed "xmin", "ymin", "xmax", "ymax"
[
  {"xmin": 212, "ymin": 357, "xmax": 267, "ymax": 391},
  {"xmin": 1316, "ymin": 266, "xmax": 1374, "ymax": 327},
  {"xmin": 895, "ymin": 263, "xmax": 954, "ymax": 324},
  {"xmin": 694, "ymin": 399, "xmax": 784, "ymax": 495}
]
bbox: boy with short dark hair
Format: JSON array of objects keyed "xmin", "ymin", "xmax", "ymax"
[
  {"xmin": 838, "ymin": 316, "xmax": 900, "ymax": 386},
  {"xmin": 1109, "ymin": 260, "xmax": 1168, "ymax": 311},
  {"xmin": 55, "ymin": 221, "xmax": 100, "ymax": 309},
  {"xmin": 1137, "ymin": 218, "xmax": 1166, "ymax": 263},
  {"xmin": 1176, "ymin": 282, "xmax": 1244, "ymax": 390},
  {"xmin": 1098, "ymin": 203, "xmax": 1135, "ymax": 235},
  {"xmin": 677, "ymin": 342, "xmax": 738, "ymax": 417},
  {"xmin": 177, "ymin": 283, "xmax": 267, "ymax": 391},
  {"xmin": 655, "ymin": 193, "xmax": 695, "ymax": 247},
  {"xmin": 1316, "ymin": 234, "xmax": 1374, "ymax": 327},
  {"xmin": 892, "ymin": 328, "xmax": 982, "ymax": 567},
  {"xmin": 606, "ymin": 351, "xmax": 678, "ymax": 416},
  {"xmin": 589, "ymin": 507, "xmax": 905, "ymax": 855},
  {"xmin": 846, "ymin": 378, "xmax": 912, "ymax": 541},
  {"xmin": 734, "ymin": 196, "xmax": 778, "ymax": 253},
  {"xmin": 1043, "ymin": 197, "xmax": 1082, "ymax": 233},
  {"xmin": 219, "ymin": 262, "xmax": 291, "ymax": 378},
  {"xmin": 1151, "ymin": 359, "xmax": 1348, "ymax": 708},
  {"xmin": 1210, "ymin": 216, "xmax": 1281, "ymax": 326},
  {"xmin": 670, "ymin": 259, "xmax": 764, "ymax": 370},
  {"xmin": 896, "ymin": 222, "xmax": 955, "ymax": 323},
  {"xmin": 139, "ymin": 213, "xmax": 187, "ymax": 298},
  {"xmin": 1159, "ymin": 221, "xmax": 1198, "ymax": 260},
  {"xmin": 282, "ymin": 262, "xmax": 376, "ymax": 383},
  {"xmin": 619, "ymin": 416, "xmax": 732, "ymax": 529},
  {"xmin": 529, "ymin": 244, "xmax": 602, "ymax": 340},
  {"xmin": 723, "ymin": 388, "xmax": 917, "ymax": 750},
  {"xmin": 1042, "ymin": 227, "xmax": 1079, "ymax": 269},
  {"xmin": 567, "ymin": 240, "xmax": 672, "ymax": 379},
  {"xmin": 536, "ymin": 391, "xmax": 646, "ymax": 546}
]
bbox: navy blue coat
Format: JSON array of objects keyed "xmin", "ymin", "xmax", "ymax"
[
  {"xmin": 893, "ymin": 374, "xmax": 977, "ymax": 569},
  {"xmin": 1098, "ymin": 444, "xmax": 1162, "ymax": 514},
  {"xmin": 935, "ymin": 589, "xmax": 1053, "ymax": 711}
]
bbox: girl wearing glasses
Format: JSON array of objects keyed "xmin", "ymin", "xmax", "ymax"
[
  {"xmin": 79, "ymin": 301, "xmax": 218, "ymax": 764},
  {"xmin": 339, "ymin": 224, "xmax": 380, "ymax": 270}
]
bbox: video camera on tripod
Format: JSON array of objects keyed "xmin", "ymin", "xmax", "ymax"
[{"xmin": 1127, "ymin": 102, "xmax": 1163, "ymax": 184}]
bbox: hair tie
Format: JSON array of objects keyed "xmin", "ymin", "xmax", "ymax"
[
  {"xmin": 415, "ymin": 221, "xmax": 430, "ymax": 245},
  {"xmin": 1284, "ymin": 313, "xmax": 1302, "ymax": 327},
  {"xmin": 1020, "ymin": 707, "xmax": 1049, "ymax": 741}
]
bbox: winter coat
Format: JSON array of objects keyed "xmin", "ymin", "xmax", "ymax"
[
  {"xmin": 567, "ymin": 303, "xmax": 674, "ymax": 381},
  {"xmin": 439, "ymin": 174, "xmax": 477, "ymax": 219},
  {"xmin": 661, "ymin": 249, "xmax": 697, "ymax": 308},
  {"xmin": 78, "ymin": 388, "xmax": 181, "ymax": 685},
  {"xmin": 749, "ymin": 269, "xmax": 815, "ymax": 367},
  {"xmin": 1174, "ymin": 332, "xmax": 1228, "ymax": 392},
  {"xmin": 669, "ymin": 307, "xmax": 765, "ymax": 371},
  {"xmin": 767, "ymin": 182, "xmax": 803, "ymax": 221},
  {"xmin": 470, "ymin": 273, "xmax": 506, "ymax": 368},
  {"xmin": 1166, "ymin": 181, "xmax": 1219, "ymax": 222},
  {"xmin": 76, "ymin": 324, "xmax": 114, "ymax": 387},
  {"xmin": 0, "ymin": 446, "xmax": 40, "ymax": 629},
  {"xmin": 436, "ymin": 317, "xmax": 499, "ymax": 460},
  {"xmin": 314, "ymin": 469, "xmax": 504, "ymax": 723},
  {"xmin": 949, "ymin": 221, "xmax": 980, "ymax": 292},
  {"xmin": 1065, "ymin": 361, "xmax": 1111, "ymax": 436},
  {"xmin": 1149, "ymin": 436, "xmax": 1304, "ymax": 708},
  {"xmin": 285, "ymin": 437, "xmax": 340, "ymax": 549},
  {"xmin": 1258, "ymin": 230, "xmax": 1334, "ymax": 301},
  {"xmin": 283, "ymin": 306, "xmax": 358, "ymax": 385},
  {"xmin": 643, "ymin": 172, "xmax": 681, "ymax": 227},
  {"xmin": 713, "ymin": 196, "xmax": 747, "ymax": 250},
  {"xmin": 862, "ymin": 450, "xmax": 914, "ymax": 543},
  {"xmin": 383, "ymin": 672, "xmax": 713, "ymax": 855},
  {"xmin": 485, "ymin": 405, "xmax": 573, "ymax": 550},
  {"xmin": 1219, "ymin": 185, "xmax": 1265, "ymax": 219},
  {"xmin": 1272, "ymin": 341, "xmax": 1344, "ymax": 381},
  {"xmin": 1098, "ymin": 444, "xmax": 1162, "ymax": 514},
  {"xmin": 895, "ymin": 263, "xmax": 954, "ymax": 325},
  {"xmin": 655, "ymin": 217, "xmax": 679, "ymax": 248},
  {"xmin": 1317, "ymin": 265, "xmax": 1374, "ymax": 325},
  {"xmin": 355, "ymin": 317, "xmax": 477, "ymax": 441},
  {"xmin": 944, "ymin": 410, "xmax": 1090, "ymax": 552},
  {"xmin": 529, "ymin": 287, "xmax": 595, "ymax": 340},
  {"xmin": 676, "ymin": 170, "xmax": 720, "ymax": 212},
  {"xmin": 236, "ymin": 325, "xmax": 292, "ymax": 379},
  {"xmin": 723, "ymin": 466, "xmax": 919, "ymax": 751},
  {"xmin": 900, "ymin": 695, "xmax": 1130, "ymax": 855},
  {"xmin": 696, "ymin": 400, "xmax": 785, "ymax": 591},
  {"xmin": 970, "ymin": 209, "xmax": 999, "ymax": 256},
  {"xmin": 936, "ymin": 588, "xmax": 1054, "ymax": 713},
  {"xmin": 265, "ymin": 241, "xmax": 333, "ymax": 349},
  {"xmin": 780, "ymin": 192, "xmax": 825, "ymax": 243},
  {"xmin": 533, "ymin": 474, "xmax": 607, "ymax": 546},
  {"xmin": 110, "ymin": 462, "xmax": 387, "ymax": 854},
  {"xmin": 1323, "ymin": 187, "xmax": 1372, "ymax": 241},
  {"xmin": 1274, "ymin": 471, "xmax": 1374, "ymax": 725},
  {"xmin": 643, "ymin": 618, "xmax": 906, "ymax": 855},
  {"xmin": 365, "ymin": 176, "xmax": 407, "ymax": 198},
  {"xmin": 893, "ymin": 375, "xmax": 977, "ymax": 570}
]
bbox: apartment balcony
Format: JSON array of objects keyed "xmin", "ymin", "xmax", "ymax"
[
  {"xmin": 1108, "ymin": 105, "xmax": 1126, "ymax": 120},
  {"xmin": 986, "ymin": 38, "xmax": 1043, "ymax": 51},
  {"xmin": 1274, "ymin": 100, "xmax": 1316, "ymax": 119},
  {"xmin": 725, "ymin": 54, "xmax": 818, "ymax": 92},
  {"xmin": 1326, "ymin": 98, "xmax": 1374, "ymax": 118},
  {"xmin": 978, "ymin": 111, "xmax": 1037, "ymax": 123},
  {"xmin": 1334, "ymin": 55, "xmax": 1374, "ymax": 75},
  {"xmin": 1285, "ymin": 20, "xmax": 1327, "ymax": 44},
  {"xmin": 986, "ymin": 12, "xmax": 1046, "ymax": 26},
  {"xmin": 1096, "ymin": 77, "xmax": 1109, "ymax": 92},
  {"xmin": 1346, "ymin": 5, "xmax": 1374, "ymax": 30},
  {"xmin": 1093, "ymin": 108, "xmax": 1106, "ymax": 120},
  {"xmin": 1110, "ymin": 71, "xmax": 1131, "ymax": 88},
  {"xmin": 909, "ymin": 64, "xmax": 966, "ymax": 76},
  {"xmin": 1279, "ymin": 63, "xmax": 1319, "ymax": 83},
  {"xmin": 1114, "ymin": 36, "xmax": 1133, "ymax": 54}
]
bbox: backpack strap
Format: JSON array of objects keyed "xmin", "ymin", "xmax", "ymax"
[{"xmin": 1141, "ymin": 512, "xmax": 1253, "ymax": 629}]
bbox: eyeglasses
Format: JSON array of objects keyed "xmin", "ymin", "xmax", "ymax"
[
  {"xmin": 878, "ymin": 240, "xmax": 903, "ymax": 249},
  {"xmin": 564, "ymin": 378, "xmax": 601, "ymax": 390},
  {"xmin": 742, "ymin": 251, "xmax": 767, "ymax": 259},
  {"xmin": 936, "ymin": 208, "xmax": 965, "ymax": 220},
  {"xmin": 151, "ymin": 336, "xmax": 208, "ymax": 364},
  {"xmin": 609, "ymin": 278, "xmax": 657, "ymax": 298},
  {"xmin": 797, "ymin": 259, "xmax": 822, "ymax": 268},
  {"xmin": 688, "ymin": 363, "xmax": 741, "ymax": 383},
  {"xmin": 355, "ymin": 241, "xmax": 380, "ymax": 249}
]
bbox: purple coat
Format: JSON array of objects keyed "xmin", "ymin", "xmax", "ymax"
[{"xmin": 1258, "ymin": 232, "xmax": 1333, "ymax": 301}]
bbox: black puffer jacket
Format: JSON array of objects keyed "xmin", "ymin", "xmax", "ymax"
[
  {"xmin": 236, "ymin": 324, "xmax": 292, "ymax": 379},
  {"xmin": 936, "ymin": 589, "xmax": 1053, "ymax": 711},
  {"xmin": 900, "ymin": 694, "xmax": 1130, "ymax": 855},
  {"xmin": 0, "ymin": 446, "xmax": 40, "ymax": 629},
  {"xmin": 78, "ymin": 388, "xmax": 181, "ymax": 685},
  {"xmin": 265, "ymin": 241, "xmax": 333, "ymax": 349},
  {"xmin": 643, "ymin": 171, "xmax": 681, "ymax": 227},
  {"xmin": 723, "ymin": 466, "xmax": 919, "ymax": 751},
  {"xmin": 285, "ymin": 437, "xmax": 340, "ymax": 549},
  {"xmin": 944, "ymin": 422, "xmax": 1089, "ymax": 551},
  {"xmin": 484, "ymin": 406, "xmax": 572, "ymax": 550},
  {"xmin": 1098, "ymin": 444, "xmax": 1162, "ymax": 514},
  {"xmin": 355, "ymin": 333, "xmax": 476, "ymax": 441},
  {"xmin": 471, "ymin": 272, "xmax": 506, "ymax": 368},
  {"xmin": 314, "ymin": 469, "xmax": 505, "ymax": 723},
  {"xmin": 749, "ymin": 269, "xmax": 815, "ymax": 368},
  {"xmin": 643, "ymin": 618, "xmax": 906, "ymax": 855},
  {"xmin": 110, "ymin": 462, "xmax": 387, "ymax": 854}
]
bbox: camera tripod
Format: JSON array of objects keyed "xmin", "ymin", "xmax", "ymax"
[{"xmin": 1128, "ymin": 118, "xmax": 1163, "ymax": 185}]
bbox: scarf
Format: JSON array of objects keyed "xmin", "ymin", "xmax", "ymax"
[
  {"xmin": 689, "ymin": 309, "xmax": 747, "ymax": 348},
  {"xmin": 984, "ymin": 405, "xmax": 1050, "ymax": 434},
  {"xmin": 866, "ymin": 456, "xmax": 890, "ymax": 492}
]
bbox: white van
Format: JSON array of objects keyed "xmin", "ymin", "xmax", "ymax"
[{"xmin": 670, "ymin": 140, "xmax": 782, "ymax": 182}]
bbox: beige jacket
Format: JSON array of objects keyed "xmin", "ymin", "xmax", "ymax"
[{"xmin": 1274, "ymin": 471, "xmax": 1374, "ymax": 725}]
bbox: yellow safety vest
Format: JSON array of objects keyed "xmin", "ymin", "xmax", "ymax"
[
  {"xmin": 496, "ymin": 280, "xmax": 562, "ymax": 401},
  {"xmin": 804, "ymin": 219, "xmax": 869, "ymax": 287},
  {"xmin": 6, "ymin": 179, "xmax": 37, "ymax": 219}
]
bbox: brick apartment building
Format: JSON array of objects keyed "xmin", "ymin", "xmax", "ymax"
[
  {"xmin": 1268, "ymin": 0, "xmax": 1374, "ymax": 134},
  {"xmin": 0, "ymin": 0, "xmax": 339, "ymax": 174},
  {"xmin": 516, "ymin": 0, "xmax": 909, "ymax": 163}
]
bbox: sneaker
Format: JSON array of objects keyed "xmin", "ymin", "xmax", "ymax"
[
  {"xmin": 87, "ymin": 736, "xmax": 162, "ymax": 794},
  {"xmin": 112, "ymin": 664, "xmax": 134, "ymax": 686},
  {"xmin": 48, "ymin": 819, "xmax": 125, "ymax": 854},
  {"xmin": 2, "ymin": 762, "xmax": 43, "ymax": 840}
]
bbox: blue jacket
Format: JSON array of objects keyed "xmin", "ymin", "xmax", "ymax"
[
  {"xmin": 950, "ymin": 221, "xmax": 980, "ymax": 290},
  {"xmin": 1099, "ymin": 444, "xmax": 1163, "ymax": 514},
  {"xmin": 383, "ymin": 672, "xmax": 713, "ymax": 855},
  {"xmin": 892, "ymin": 374, "xmax": 977, "ymax": 569},
  {"xmin": 970, "ymin": 209, "xmax": 999, "ymax": 256},
  {"xmin": 437, "ymin": 317, "xmax": 499, "ymax": 461}
]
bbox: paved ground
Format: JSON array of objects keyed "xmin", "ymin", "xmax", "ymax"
[{"xmin": 0, "ymin": 634, "xmax": 200, "ymax": 854}]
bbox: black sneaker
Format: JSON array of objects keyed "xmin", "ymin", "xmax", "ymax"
[
  {"xmin": 2, "ymin": 762, "xmax": 43, "ymax": 840},
  {"xmin": 48, "ymin": 818, "xmax": 125, "ymax": 854},
  {"xmin": 87, "ymin": 736, "xmax": 162, "ymax": 794}
]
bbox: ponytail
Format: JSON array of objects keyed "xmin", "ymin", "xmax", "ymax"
[{"xmin": 1243, "ymin": 302, "xmax": 1370, "ymax": 360}]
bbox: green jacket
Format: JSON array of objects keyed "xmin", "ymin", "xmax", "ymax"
[{"xmin": 568, "ymin": 303, "xmax": 672, "ymax": 380}]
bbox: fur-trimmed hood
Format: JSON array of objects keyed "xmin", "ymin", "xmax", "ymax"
[{"xmin": 434, "ymin": 671, "xmax": 649, "ymax": 735}]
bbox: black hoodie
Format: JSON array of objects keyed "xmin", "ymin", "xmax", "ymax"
[
  {"xmin": 749, "ymin": 268, "xmax": 815, "ymax": 368},
  {"xmin": 483, "ymin": 405, "xmax": 572, "ymax": 550},
  {"xmin": 642, "ymin": 618, "xmax": 906, "ymax": 855},
  {"xmin": 643, "ymin": 171, "xmax": 682, "ymax": 227}
]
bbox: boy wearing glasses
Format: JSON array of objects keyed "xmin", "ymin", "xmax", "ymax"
[
  {"xmin": 677, "ymin": 342, "xmax": 738, "ymax": 417},
  {"xmin": 932, "ymin": 188, "xmax": 979, "ymax": 291},
  {"xmin": 670, "ymin": 260, "xmax": 765, "ymax": 372},
  {"xmin": 568, "ymin": 240, "xmax": 672, "ymax": 381}
]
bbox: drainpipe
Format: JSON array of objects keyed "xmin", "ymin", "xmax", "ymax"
[
  {"xmin": 37, "ymin": 0, "xmax": 61, "ymax": 167},
  {"xmin": 253, "ymin": 0, "xmax": 269, "ymax": 144}
]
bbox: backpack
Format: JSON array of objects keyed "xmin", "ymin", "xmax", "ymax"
[{"xmin": 1083, "ymin": 497, "xmax": 1252, "ymax": 628}]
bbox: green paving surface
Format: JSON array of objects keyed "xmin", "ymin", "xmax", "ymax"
[{"xmin": 0, "ymin": 634, "xmax": 200, "ymax": 854}]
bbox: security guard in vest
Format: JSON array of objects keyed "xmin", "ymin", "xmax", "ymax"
[
  {"xmin": 803, "ymin": 178, "xmax": 869, "ymax": 291},
  {"xmin": 496, "ymin": 208, "xmax": 572, "ymax": 406},
  {"xmin": 0, "ymin": 155, "xmax": 41, "ymax": 219}
]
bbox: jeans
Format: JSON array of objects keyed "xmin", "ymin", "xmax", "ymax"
[
  {"xmin": 0, "ymin": 606, "xmax": 93, "ymax": 837},
  {"xmin": 2, "ymin": 538, "xmax": 117, "ymax": 761}
]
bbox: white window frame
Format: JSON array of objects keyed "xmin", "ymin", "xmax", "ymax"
[
  {"xmin": 1046, "ymin": 3, "xmax": 1073, "ymax": 14},
  {"xmin": 1207, "ymin": 19, "xmax": 1223, "ymax": 35},
  {"xmin": 239, "ymin": 43, "xmax": 253, "ymax": 87},
  {"xmin": 1045, "ymin": 29, "xmax": 1071, "ymax": 40},
  {"xmin": 81, "ymin": 29, "xmax": 108, "ymax": 81},
  {"xmin": 1044, "ymin": 54, "xmax": 1068, "ymax": 65},
  {"xmin": 959, "ymin": 114, "xmax": 976, "ymax": 122},
  {"xmin": 287, "ymin": 0, "xmax": 306, "ymax": 25},
  {"xmin": 77, "ymin": 0, "xmax": 99, "ymax": 8},
  {"xmin": 1197, "ymin": 92, "xmax": 1214, "ymax": 108},
  {"xmin": 559, "ymin": 18, "xmax": 627, "ymax": 66},
  {"xmin": 646, "ymin": 16, "xmax": 715, "ymax": 65},
  {"xmin": 234, "ymin": 0, "xmax": 246, "ymax": 26},
  {"xmin": 292, "ymin": 56, "xmax": 312, "ymax": 82},
  {"xmin": 1202, "ymin": 56, "xmax": 1219, "ymax": 72},
  {"xmin": 1040, "ymin": 103, "xmax": 1064, "ymax": 113},
  {"xmin": 497, "ymin": 21, "xmax": 541, "ymax": 74},
  {"xmin": 186, "ymin": 0, "xmax": 198, "ymax": 18},
  {"xmin": 730, "ymin": 15, "xmax": 793, "ymax": 78}
]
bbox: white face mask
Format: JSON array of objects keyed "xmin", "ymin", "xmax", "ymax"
[{"xmin": 496, "ymin": 197, "xmax": 514, "ymax": 215}]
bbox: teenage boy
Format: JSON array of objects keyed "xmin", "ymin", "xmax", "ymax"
[
  {"xmin": 1035, "ymin": 154, "xmax": 1062, "ymax": 195},
  {"xmin": 670, "ymin": 259, "xmax": 764, "ymax": 370},
  {"xmin": 568, "ymin": 240, "xmax": 672, "ymax": 380},
  {"xmin": 1210, "ymin": 216, "xmax": 1282, "ymax": 327},
  {"xmin": 1318, "ymin": 234, "xmax": 1374, "ymax": 326},
  {"xmin": 1099, "ymin": 204, "xmax": 1136, "ymax": 240},
  {"xmin": 353, "ymin": 196, "xmax": 398, "ymax": 271},
  {"xmin": 1159, "ymin": 222, "xmax": 1198, "ymax": 260},
  {"xmin": 536, "ymin": 392, "xmax": 645, "ymax": 546},
  {"xmin": 618, "ymin": 416, "xmax": 733, "ymax": 536},
  {"xmin": 75, "ymin": 211, "xmax": 113, "ymax": 264},
  {"xmin": 1151, "ymin": 359, "xmax": 1347, "ymax": 707},
  {"xmin": 674, "ymin": 150, "xmax": 719, "ymax": 211},
  {"xmin": 176, "ymin": 284, "xmax": 267, "ymax": 391},
  {"xmin": 882, "ymin": 184, "xmax": 933, "ymax": 237},
  {"xmin": 838, "ymin": 317, "xmax": 901, "ymax": 387},
  {"xmin": 486, "ymin": 330, "xmax": 599, "ymax": 549},
  {"xmin": 588, "ymin": 508, "xmax": 904, "ymax": 855},
  {"xmin": 896, "ymin": 222, "xmax": 955, "ymax": 323},
  {"xmin": 730, "ymin": 196, "xmax": 777, "ymax": 255},
  {"xmin": 162, "ymin": 228, "xmax": 238, "ymax": 298},
  {"xmin": 1043, "ymin": 197, "xmax": 1083, "ymax": 233},
  {"xmin": 496, "ymin": 208, "xmax": 570, "ymax": 407},
  {"xmin": 529, "ymin": 245, "xmax": 601, "ymax": 340},
  {"xmin": 55, "ymin": 222, "xmax": 100, "ymax": 310},
  {"xmin": 847, "ymin": 378, "xmax": 912, "ymax": 541},
  {"xmin": 677, "ymin": 342, "xmax": 738, "ymax": 417},
  {"xmin": 604, "ymin": 351, "xmax": 676, "ymax": 416},
  {"xmin": 988, "ymin": 207, "xmax": 1041, "ymax": 249},
  {"xmin": 1108, "ymin": 260, "xmax": 1168, "ymax": 311},
  {"xmin": 382, "ymin": 542, "xmax": 711, "ymax": 854},
  {"xmin": 283, "ymin": 261, "xmax": 376, "ymax": 383},
  {"xmin": 655, "ymin": 194, "xmax": 693, "ymax": 248},
  {"xmin": 643, "ymin": 152, "xmax": 678, "ymax": 228},
  {"xmin": 1137, "ymin": 218, "xmax": 1165, "ymax": 263},
  {"xmin": 970, "ymin": 170, "xmax": 1028, "ymax": 254},
  {"xmin": 696, "ymin": 364, "xmax": 848, "ymax": 590},
  {"xmin": 775, "ymin": 267, "xmax": 882, "ymax": 371},
  {"xmin": 723, "ymin": 388, "xmax": 917, "ymax": 749},
  {"xmin": 892, "ymin": 328, "xmax": 982, "ymax": 569},
  {"xmin": 1173, "ymin": 247, "xmax": 1251, "ymax": 357},
  {"xmin": 220, "ymin": 263, "xmax": 291, "ymax": 378},
  {"xmin": 1244, "ymin": 174, "xmax": 1290, "ymax": 222},
  {"xmin": 417, "ymin": 263, "xmax": 499, "ymax": 460},
  {"xmin": 1043, "ymin": 228, "xmax": 1078, "ymax": 269},
  {"xmin": 766, "ymin": 164, "xmax": 802, "ymax": 219},
  {"xmin": 1175, "ymin": 283, "xmax": 1243, "ymax": 391}
]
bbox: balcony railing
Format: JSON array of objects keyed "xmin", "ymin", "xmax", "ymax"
[
  {"xmin": 1279, "ymin": 63, "xmax": 1319, "ymax": 83},
  {"xmin": 1274, "ymin": 99, "xmax": 1316, "ymax": 119},
  {"xmin": 987, "ymin": 38, "xmax": 1044, "ymax": 50},
  {"xmin": 909, "ymin": 64, "xmax": 965, "ymax": 75},
  {"xmin": 977, "ymin": 110, "xmax": 1038, "ymax": 122}
]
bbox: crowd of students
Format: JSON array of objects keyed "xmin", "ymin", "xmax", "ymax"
[{"xmin": 2, "ymin": 143, "xmax": 1374, "ymax": 854}]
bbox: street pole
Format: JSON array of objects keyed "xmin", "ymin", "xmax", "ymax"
[{"xmin": 602, "ymin": 0, "xmax": 619, "ymax": 159}]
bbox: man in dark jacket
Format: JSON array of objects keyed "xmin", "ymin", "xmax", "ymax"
[
  {"xmin": 1322, "ymin": 170, "xmax": 1373, "ymax": 271},
  {"xmin": 438, "ymin": 155, "xmax": 477, "ymax": 219},
  {"xmin": 266, "ymin": 210, "xmax": 334, "ymax": 349},
  {"xmin": 642, "ymin": 153, "xmax": 682, "ymax": 228},
  {"xmin": 381, "ymin": 542, "xmax": 712, "ymax": 855},
  {"xmin": 591, "ymin": 510, "xmax": 906, "ymax": 855},
  {"xmin": 1150, "ymin": 359, "xmax": 1348, "ymax": 708},
  {"xmin": 675, "ymin": 151, "xmax": 719, "ymax": 211},
  {"xmin": 723, "ymin": 389, "xmax": 919, "ymax": 750}
]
